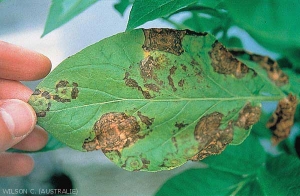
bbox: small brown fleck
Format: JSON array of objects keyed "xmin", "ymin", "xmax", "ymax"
[
  {"xmin": 144, "ymin": 83, "xmax": 160, "ymax": 92},
  {"xmin": 267, "ymin": 94, "xmax": 297, "ymax": 144},
  {"xmin": 209, "ymin": 41, "xmax": 254, "ymax": 78},
  {"xmin": 168, "ymin": 66, "xmax": 177, "ymax": 92},
  {"xmin": 83, "ymin": 112, "xmax": 141, "ymax": 151},
  {"xmin": 139, "ymin": 56, "xmax": 159, "ymax": 82},
  {"xmin": 36, "ymin": 111, "xmax": 46, "ymax": 117},
  {"xmin": 143, "ymin": 28, "xmax": 185, "ymax": 55},
  {"xmin": 32, "ymin": 89, "xmax": 41, "ymax": 95},
  {"xmin": 71, "ymin": 82, "xmax": 79, "ymax": 99},
  {"xmin": 52, "ymin": 95, "xmax": 71, "ymax": 103},
  {"xmin": 137, "ymin": 111, "xmax": 154, "ymax": 128},
  {"xmin": 124, "ymin": 72, "xmax": 153, "ymax": 99},
  {"xmin": 41, "ymin": 91, "xmax": 51, "ymax": 99},
  {"xmin": 175, "ymin": 122, "xmax": 188, "ymax": 130},
  {"xmin": 181, "ymin": 64, "xmax": 187, "ymax": 72},
  {"xmin": 172, "ymin": 136, "xmax": 179, "ymax": 152},
  {"xmin": 178, "ymin": 79, "xmax": 185, "ymax": 87},
  {"xmin": 125, "ymin": 78, "xmax": 139, "ymax": 88},
  {"xmin": 56, "ymin": 80, "xmax": 69, "ymax": 91}
]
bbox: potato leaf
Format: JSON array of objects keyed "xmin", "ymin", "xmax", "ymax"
[
  {"xmin": 126, "ymin": 0, "xmax": 198, "ymax": 30},
  {"xmin": 156, "ymin": 134, "xmax": 300, "ymax": 195},
  {"xmin": 42, "ymin": 0, "xmax": 98, "ymax": 37},
  {"xmin": 29, "ymin": 28, "xmax": 284, "ymax": 171}
]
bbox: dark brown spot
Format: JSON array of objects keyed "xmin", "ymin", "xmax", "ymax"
[
  {"xmin": 175, "ymin": 122, "xmax": 188, "ymax": 130},
  {"xmin": 137, "ymin": 111, "xmax": 154, "ymax": 128},
  {"xmin": 141, "ymin": 91, "xmax": 152, "ymax": 99},
  {"xmin": 71, "ymin": 82, "xmax": 79, "ymax": 99},
  {"xmin": 139, "ymin": 56, "xmax": 159, "ymax": 82},
  {"xmin": 37, "ymin": 111, "xmax": 46, "ymax": 117},
  {"xmin": 235, "ymin": 103, "xmax": 261, "ymax": 130},
  {"xmin": 56, "ymin": 80, "xmax": 69, "ymax": 91},
  {"xmin": 83, "ymin": 112, "xmax": 141, "ymax": 151},
  {"xmin": 52, "ymin": 95, "xmax": 71, "ymax": 103},
  {"xmin": 143, "ymin": 28, "xmax": 186, "ymax": 55},
  {"xmin": 209, "ymin": 41, "xmax": 254, "ymax": 78},
  {"xmin": 125, "ymin": 78, "xmax": 139, "ymax": 88},
  {"xmin": 32, "ymin": 89, "xmax": 41, "ymax": 95},
  {"xmin": 191, "ymin": 59, "xmax": 200, "ymax": 66},
  {"xmin": 185, "ymin": 30, "xmax": 208, "ymax": 36},
  {"xmin": 124, "ymin": 72, "xmax": 153, "ymax": 99},
  {"xmin": 41, "ymin": 91, "xmax": 51, "ymax": 99},
  {"xmin": 168, "ymin": 66, "xmax": 177, "ymax": 92},
  {"xmin": 267, "ymin": 94, "xmax": 297, "ymax": 144},
  {"xmin": 178, "ymin": 79, "xmax": 185, "ymax": 87},
  {"xmin": 172, "ymin": 136, "xmax": 179, "ymax": 152},
  {"xmin": 181, "ymin": 64, "xmax": 187, "ymax": 72},
  {"xmin": 190, "ymin": 112, "xmax": 233, "ymax": 161},
  {"xmin": 144, "ymin": 83, "xmax": 160, "ymax": 92}
]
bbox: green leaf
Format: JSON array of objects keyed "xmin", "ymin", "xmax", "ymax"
[
  {"xmin": 114, "ymin": 0, "xmax": 133, "ymax": 16},
  {"xmin": 282, "ymin": 69, "xmax": 300, "ymax": 98},
  {"xmin": 223, "ymin": 0, "xmax": 300, "ymax": 54},
  {"xmin": 42, "ymin": 0, "xmax": 98, "ymax": 37},
  {"xmin": 29, "ymin": 28, "xmax": 284, "ymax": 171},
  {"xmin": 126, "ymin": 0, "xmax": 198, "ymax": 30},
  {"xmin": 156, "ymin": 168, "xmax": 245, "ymax": 196},
  {"xmin": 197, "ymin": 0, "xmax": 225, "ymax": 9},
  {"xmin": 202, "ymin": 133, "xmax": 266, "ymax": 176},
  {"xmin": 156, "ymin": 135, "xmax": 300, "ymax": 195},
  {"xmin": 182, "ymin": 11, "xmax": 223, "ymax": 33},
  {"xmin": 156, "ymin": 134, "xmax": 266, "ymax": 195},
  {"xmin": 257, "ymin": 154, "xmax": 300, "ymax": 195}
]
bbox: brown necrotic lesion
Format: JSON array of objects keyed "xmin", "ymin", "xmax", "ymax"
[
  {"xmin": 142, "ymin": 28, "xmax": 186, "ymax": 56},
  {"xmin": 209, "ymin": 41, "xmax": 254, "ymax": 78},
  {"xmin": 267, "ymin": 94, "xmax": 297, "ymax": 144},
  {"xmin": 190, "ymin": 112, "xmax": 233, "ymax": 161},
  {"xmin": 83, "ymin": 112, "xmax": 141, "ymax": 151},
  {"xmin": 190, "ymin": 103, "xmax": 261, "ymax": 161},
  {"xmin": 229, "ymin": 49, "xmax": 289, "ymax": 86}
]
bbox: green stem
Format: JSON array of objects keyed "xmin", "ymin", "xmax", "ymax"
[{"xmin": 230, "ymin": 175, "xmax": 256, "ymax": 195}]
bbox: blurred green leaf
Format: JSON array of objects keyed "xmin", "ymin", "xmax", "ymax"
[
  {"xmin": 42, "ymin": 0, "xmax": 98, "ymax": 37},
  {"xmin": 197, "ymin": 0, "xmax": 225, "ymax": 9},
  {"xmin": 156, "ymin": 135, "xmax": 300, "ymax": 195},
  {"xmin": 257, "ymin": 154, "xmax": 300, "ymax": 195},
  {"xmin": 221, "ymin": 36, "xmax": 243, "ymax": 48},
  {"xmin": 182, "ymin": 11, "xmax": 223, "ymax": 33},
  {"xmin": 156, "ymin": 168, "xmax": 245, "ymax": 196},
  {"xmin": 202, "ymin": 134, "xmax": 266, "ymax": 176},
  {"xmin": 282, "ymin": 68, "xmax": 300, "ymax": 98},
  {"xmin": 114, "ymin": 0, "xmax": 133, "ymax": 16},
  {"xmin": 224, "ymin": 0, "xmax": 300, "ymax": 54},
  {"xmin": 126, "ymin": 0, "xmax": 198, "ymax": 30}
]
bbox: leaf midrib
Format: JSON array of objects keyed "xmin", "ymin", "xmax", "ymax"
[{"xmin": 47, "ymin": 95, "xmax": 284, "ymax": 113}]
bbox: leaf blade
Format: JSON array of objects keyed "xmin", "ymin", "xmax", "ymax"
[
  {"xmin": 29, "ymin": 29, "xmax": 284, "ymax": 171},
  {"xmin": 42, "ymin": 0, "xmax": 98, "ymax": 37},
  {"xmin": 126, "ymin": 0, "xmax": 198, "ymax": 30}
]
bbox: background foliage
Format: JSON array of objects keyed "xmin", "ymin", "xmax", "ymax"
[{"xmin": 27, "ymin": 0, "xmax": 300, "ymax": 194}]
